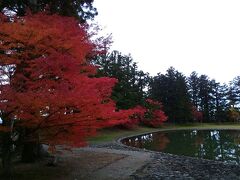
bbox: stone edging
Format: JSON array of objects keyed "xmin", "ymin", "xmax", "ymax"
[
  {"xmin": 112, "ymin": 127, "xmax": 240, "ymax": 179},
  {"xmin": 115, "ymin": 127, "xmax": 240, "ymax": 164}
]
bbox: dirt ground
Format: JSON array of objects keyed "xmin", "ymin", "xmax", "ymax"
[{"xmin": 1, "ymin": 150, "xmax": 128, "ymax": 180}]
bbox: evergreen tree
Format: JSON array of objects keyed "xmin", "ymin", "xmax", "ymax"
[
  {"xmin": 149, "ymin": 67, "xmax": 193, "ymax": 123},
  {"xmin": 228, "ymin": 76, "xmax": 240, "ymax": 108},
  {"xmin": 188, "ymin": 72, "xmax": 229, "ymax": 122},
  {"xmin": 211, "ymin": 80, "xmax": 228, "ymax": 122},
  {"xmin": 93, "ymin": 51, "xmax": 149, "ymax": 109},
  {"xmin": 188, "ymin": 71, "xmax": 200, "ymax": 109},
  {"xmin": 197, "ymin": 75, "xmax": 214, "ymax": 122},
  {"xmin": 226, "ymin": 76, "xmax": 240, "ymax": 122}
]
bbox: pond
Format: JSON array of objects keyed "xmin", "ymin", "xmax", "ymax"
[{"xmin": 121, "ymin": 129, "xmax": 240, "ymax": 165}]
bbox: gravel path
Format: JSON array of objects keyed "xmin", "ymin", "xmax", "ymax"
[
  {"xmin": 88, "ymin": 142, "xmax": 240, "ymax": 180},
  {"xmin": 78, "ymin": 147, "xmax": 152, "ymax": 180}
]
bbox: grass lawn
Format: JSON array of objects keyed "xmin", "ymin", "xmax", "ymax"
[{"xmin": 87, "ymin": 123, "xmax": 240, "ymax": 144}]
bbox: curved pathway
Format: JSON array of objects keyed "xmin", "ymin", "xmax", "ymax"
[
  {"xmin": 84, "ymin": 142, "xmax": 240, "ymax": 180},
  {"xmin": 77, "ymin": 147, "xmax": 152, "ymax": 180},
  {"xmin": 58, "ymin": 127, "xmax": 240, "ymax": 179}
]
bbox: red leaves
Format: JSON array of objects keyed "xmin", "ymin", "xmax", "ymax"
[
  {"xmin": 0, "ymin": 13, "xmax": 136, "ymax": 147},
  {"xmin": 143, "ymin": 110, "xmax": 168, "ymax": 127},
  {"xmin": 120, "ymin": 99, "xmax": 168, "ymax": 129},
  {"xmin": 0, "ymin": 12, "xmax": 98, "ymax": 65},
  {"xmin": 141, "ymin": 99, "xmax": 168, "ymax": 127}
]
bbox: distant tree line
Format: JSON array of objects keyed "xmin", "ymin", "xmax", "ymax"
[{"xmin": 93, "ymin": 51, "xmax": 240, "ymax": 123}]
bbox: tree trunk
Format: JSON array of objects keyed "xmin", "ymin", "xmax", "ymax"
[
  {"xmin": 1, "ymin": 132, "xmax": 13, "ymax": 178},
  {"xmin": 21, "ymin": 129, "xmax": 43, "ymax": 163},
  {"xmin": 2, "ymin": 149, "xmax": 12, "ymax": 178},
  {"xmin": 21, "ymin": 142, "xmax": 41, "ymax": 163}
]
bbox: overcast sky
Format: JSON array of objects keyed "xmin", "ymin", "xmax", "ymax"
[{"xmin": 93, "ymin": 0, "xmax": 240, "ymax": 84}]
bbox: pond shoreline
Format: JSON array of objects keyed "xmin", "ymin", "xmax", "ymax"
[
  {"xmin": 91, "ymin": 140, "xmax": 240, "ymax": 179},
  {"xmin": 90, "ymin": 127, "xmax": 240, "ymax": 179},
  {"xmin": 5, "ymin": 126, "xmax": 240, "ymax": 179}
]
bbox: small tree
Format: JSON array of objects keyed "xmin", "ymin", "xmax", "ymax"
[
  {"xmin": 120, "ymin": 99, "xmax": 168, "ymax": 128},
  {"xmin": 141, "ymin": 99, "xmax": 168, "ymax": 127}
]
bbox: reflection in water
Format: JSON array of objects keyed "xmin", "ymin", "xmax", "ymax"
[{"xmin": 122, "ymin": 130, "xmax": 240, "ymax": 165}]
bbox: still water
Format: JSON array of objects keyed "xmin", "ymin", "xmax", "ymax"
[{"xmin": 122, "ymin": 129, "xmax": 240, "ymax": 164}]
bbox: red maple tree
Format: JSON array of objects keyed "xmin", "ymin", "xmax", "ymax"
[
  {"xmin": 0, "ymin": 12, "xmax": 135, "ymax": 150},
  {"xmin": 121, "ymin": 99, "xmax": 168, "ymax": 128},
  {"xmin": 141, "ymin": 99, "xmax": 168, "ymax": 127}
]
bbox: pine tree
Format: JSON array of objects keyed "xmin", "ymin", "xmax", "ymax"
[{"xmin": 149, "ymin": 67, "xmax": 193, "ymax": 123}]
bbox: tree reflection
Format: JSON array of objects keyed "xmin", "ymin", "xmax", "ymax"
[
  {"xmin": 151, "ymin": 133, "xmax": 170, "ymax": 151},
  {"xmin": 122, "ymin": 130, "xmax": 240, "ymax": 165}
]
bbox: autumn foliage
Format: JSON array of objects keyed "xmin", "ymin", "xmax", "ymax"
[
  {"xmin": 121, "ymin": 99, "xmax": 168, "ymax": 128},
  {"xmin": 0, "ymin": 12, "xmax": 136, "ymax": 147},
  {"xmin": 141, "ymin": 99, "xmax": 168, "ymax": 127}
]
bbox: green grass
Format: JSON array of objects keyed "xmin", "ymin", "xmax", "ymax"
[
  {"xmin": 87, "ymin": 126, "xmax": 157, "ymax": 144},
  {"xmin": 87, "ymin": 123, "xmax": 240, "ymax": 144}
]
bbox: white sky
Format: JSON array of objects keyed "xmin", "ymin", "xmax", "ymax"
[{"xmin": 93, "ymin": 0, "xmax": 240, "ymax": 84}]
